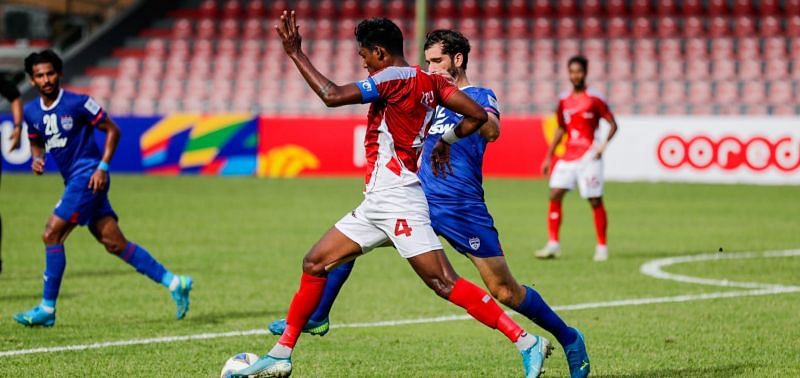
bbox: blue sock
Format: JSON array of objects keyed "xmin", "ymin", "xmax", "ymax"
[
  {"xmin": 515, "ymin": 285, "xmax": 576, "ymax": 347},
  {"xmin": 309, "ymin": 260, "xmax": 355, "ymax": 323},
  {"xmin": 42, "ymin": 244, "xmax": 67, "ymax": 309},
  {"xmin": 117, "ymin": 242, "xmax": 169, "ymax": 286}
]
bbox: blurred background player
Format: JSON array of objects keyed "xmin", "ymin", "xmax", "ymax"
[
  {"xmin": 1, "ymin": 77, "xmax": 23, "ymax": 275},
  {"xmin": 537, "ymin": 56, "xmax": 619, "ymax": 261},
  {"xmin": 268, "ymin": 29, "xmax": 590, "ymax": 378},
  {"xmin": 11, "ymin": 50, "xmax": 192, "ymax": 327},
  {"xmin": 232, "ymin": 13, "xmax": 551, "ymax": 378}
]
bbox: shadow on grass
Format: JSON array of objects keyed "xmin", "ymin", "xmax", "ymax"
[
  {"xmin": 598, "ymin": 363, "xmax": 753, "ymax": 377},
  {"xmin": 67, "ymin": 269, "xmax": 132, "ymax": 279},
  {"xmin": 180, "ymin": 309, "xmax": 285, "ymax": 326}
]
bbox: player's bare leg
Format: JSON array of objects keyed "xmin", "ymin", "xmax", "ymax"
[
  {"xmin": 90, "ymin": 216, "xmax": 193, "ymax": 319},
  {"xmin": 588, "ymin": 197, "xmax": 608, "ymax": 261},
  {"xmin": 13, "ymin": 214, "xmax": 75, "ymax": 326},
  {"xmin": 407, "ymin": 250, "xmax": 552, "ymax": 377},
  {"xmin": 536, "ymin": 188, "xmax": 567, "ymax": 259}
]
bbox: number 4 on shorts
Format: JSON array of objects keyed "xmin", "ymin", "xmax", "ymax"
[{"xmin": 394, "ymin": 219, "xmax": 413, "ymax": 237}]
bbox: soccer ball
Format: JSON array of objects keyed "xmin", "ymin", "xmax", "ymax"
[{"xmin": 220, "ymin": 352, "xmax": 259, "ymax": 378}]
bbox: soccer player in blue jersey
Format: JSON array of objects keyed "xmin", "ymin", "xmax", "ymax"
[
  {"xmin": 11, "ymin": 50, "xmax": 192, "ymax": 327},
  {"xmin": 268, "ymin": 30, "xmax": 591, "ymax": 378}
]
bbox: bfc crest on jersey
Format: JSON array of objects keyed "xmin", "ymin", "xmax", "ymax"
[
  {"xmin": 61, "ymin": 115, "xmax": 73, "ymax": 131},
  {"xmin": 469, "ymin": 236, "xmax": 481, "ymax": 250}
]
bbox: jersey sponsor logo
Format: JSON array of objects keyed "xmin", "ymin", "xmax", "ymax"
[
  {"xmin": 45, "ymin": 135, "xmax": 68, "ymax": 151},
  {"xmin": 61, "ymin": 115, "xmax": 73, "ymax": 131},
  {"xmin": 84, "ymin": 98, "xmax": 101, "ymax": 115},
  {"xmin": 420, "ymin": 90, "xmax": 435, "ymax": 109},
  {"xmin": 359, "ymin": 80, "xmax": 372, "ymax": 92},
  {"xmin": 428, "ymin": 107, "xmax": 456, "ymax": 135},
  {"xmin": 582, "ymin": 112, "xmax": 595, "ymax": 119},
  {"xmin": 657, "ymin": 134, "xmax": 800, "ymax": 172},
  {"xmin": 469, "ymin": 236, "xmax": 481, "ymax": 250}
]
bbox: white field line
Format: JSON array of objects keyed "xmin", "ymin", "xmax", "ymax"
[{"xmin": 2, "ymin": 250, "xmax": 799, "ymax": 358}]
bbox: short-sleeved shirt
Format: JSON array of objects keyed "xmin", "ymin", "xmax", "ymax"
[
  {"xmin": 24, "ymin": 89, "xmax": 108, "ymax": 180},
  {"xmin": 555, "ymin": 89, "xmax": 612, "ymax": 161},
  {"xmin": 357, "ymin": 66, "xmax": 457, "ymax": 192},
  {"xmin": 418, "ymin": 86, "xmax": 499, "ymax": 203}
]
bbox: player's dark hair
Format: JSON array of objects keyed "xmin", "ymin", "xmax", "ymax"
[
  {"xmin": 424, "ymin": 29, "xmax": 471, "ymax": 70},
  {"xmin": 355, "ymin": 18, "xmax": 404, "ymax": 56},
  {"xmin": 567, "ymin": 55, "xmax": 588, "ymax": 72},
  {"xmin": 24, "ymin": 49, "xmax": 63, "ymax": 77}
]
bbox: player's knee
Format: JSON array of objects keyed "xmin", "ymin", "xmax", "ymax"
[
  {"xmin": 489, "ymin": 283, "xmax": 520, "ymax": 307},
  {"xmin": 588, "ymin": 197, "xmax": 603, "ymax": 208},
  {"xmin": 301, "ymin": 255, "xmax": 327, "ymax": 277},
  {"xmin": 424, "ymin": 276, "xmax": 456, "ymax": 299},
  {"xmin": 41, "ymin": 228, "xmax": 60, "ymax": 245}
]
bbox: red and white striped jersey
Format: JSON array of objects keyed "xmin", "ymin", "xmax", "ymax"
[{"xmin": 357, "ymin": 66, "xmax": 457, "ymax": 192}]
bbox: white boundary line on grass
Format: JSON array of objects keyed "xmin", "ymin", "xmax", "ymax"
[{"xmin": 2, "ymin": 249, "xmax": 799, "ymax": 358}]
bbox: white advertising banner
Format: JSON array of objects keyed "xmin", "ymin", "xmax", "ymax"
[{"xmin": 603, "ymin": 117, "xmax": 800, "ymax": 185}]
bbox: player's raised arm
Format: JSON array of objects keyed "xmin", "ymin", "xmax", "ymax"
[
  {"xmin": 89, "ymin": 117, "xmax": 120, "ymax": 193},
  {"xmin": 275, "ymin": 10, "xmax": 362, "ymax": 107},
  {"xmin": 429, "ymin": 89, "xmax": 488, "ymax": 177}
]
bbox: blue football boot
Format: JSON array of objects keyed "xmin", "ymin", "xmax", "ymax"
[
  {"xmin": 268, "ymin": 317, "xmax": 330, "ymax": 337},
  {"xmin": 564, "ymin": 327, "xmax": 590, "ymax": 378},
  {"xmin": 521, "ymin": 335, "xmax": 553, "ymax": 378},
  {"xmin": 229, "ymin": 355, "xmax": 292, "ymax": 378},
  {"xmin": 170, "ymin": 275, "xmax": 193, "ymax": 320},
  {"xmin": 13, "ymin": 305, "xmax": 56, "ymax": 327}
]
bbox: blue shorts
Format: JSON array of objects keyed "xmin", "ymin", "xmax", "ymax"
[
  {"xmin": 54, "ymin": 173, "xmax": 117, "ymax": 227},
  {"xmin": 429, "ymin": 200, "xmax": 503, "ymax": 258}
]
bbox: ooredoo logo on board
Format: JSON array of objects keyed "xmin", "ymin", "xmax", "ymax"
[{"xmin": 657, "ymin": 135, "xmax": 800, "ymax": 172}]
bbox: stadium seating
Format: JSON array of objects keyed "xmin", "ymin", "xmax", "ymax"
[{"xmin": 69, "ymin": 0, "xmax": 799, "ymax": 116}]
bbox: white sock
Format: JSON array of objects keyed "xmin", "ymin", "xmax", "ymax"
[
  {"xmin": 268, "ymin": 343, "xmax": 292, "ymax": 359},
  {"xmin": 39, "ymin": 304, "xmax": 55, "ymax": 314},
  {"xmin": 168, "ymin": 276, "xmax": 180, "ymax": 291},
  {"xmin": 514, "ymin": 332, "xmax": 536, "ymax": 351}
]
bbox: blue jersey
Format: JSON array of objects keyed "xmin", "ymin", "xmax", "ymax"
[
  {"xmin": 419, "ymin": 86, "xmax": 500, "ymax": 203},
  {"xmin": 24, "ymin": 89, "xmax": 107, "ymax": 180}
]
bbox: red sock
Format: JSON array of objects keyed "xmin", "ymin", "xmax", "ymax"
[
  {"xmin": 278, "ymin": 273, "xmax": 328, "ymax": 348},
  {"xmin": 593, "ymin": 204, "xmax": 607, "ymax": 246},
  {"xmin": 448, "ymin": 278, "xmax": 524, "ymax": 343},
  {"xmin": 548, "ymin": 199, "xmax": 562, "ymax": 242}
]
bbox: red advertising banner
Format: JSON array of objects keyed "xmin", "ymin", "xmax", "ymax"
[{"xmin": 257, "ymin": 116, "xmax": 551, "ymax": 178}]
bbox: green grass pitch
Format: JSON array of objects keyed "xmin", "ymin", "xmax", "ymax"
[{"xmin": 1, "ymin": 175, "xmax": 798, "ymax": 377}]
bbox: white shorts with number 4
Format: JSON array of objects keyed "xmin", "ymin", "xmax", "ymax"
[
  {"xmin": 334, "ymin": 183, "xmax": 442, "ymax": 259},
  {"xmin": 549, "ymin": 155, "xmax": 604, "ymax": 199}
]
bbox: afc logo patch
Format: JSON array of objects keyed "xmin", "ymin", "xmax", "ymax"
[
  {"xmin": 61, "ymin": 115, "xmax": 73, "ymax": 131},
  {"xmin": 469, "ymin": 236, "xmax": 481, "ymax": 250}
]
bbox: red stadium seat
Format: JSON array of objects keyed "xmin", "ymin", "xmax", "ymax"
[
  {"xmin": 582, "ymin": 17, "xmax": 603, "ymax": 38},
  {"xmin": 557, "ymin": 0, "xmax": 578, "ymax": 17},
  {"xmin": 172, "ymin": 18, "xmax": 192, "ymax": 39},
  {"xmin": 222, "ymin": 0, "xmax": 242, "ymax": 19},
  {"xmin": 144, "ymin": 38, "xmax": 166, "ymax": 57},
  {"xmin": 634, "ymin": 60, "xmax": 658, "ymax": 81},
  {"xmin": 710, "ymin": 38, "xmax": 734, "ymax": 59},
  {"xmin": 763, "ymin": 59, "xmax": 789, "ymax": 80},
  {"xmin": 631, "ymin": 0, "xmax": 651, "ymax": 16},
  {"xmin": 632, "ymin": 17, "xmax": 652, "ymax": 38},
  {"xmin": 387, "ymin": 0, "xmax": 408, "ymax": 18},
  {"xmin": 708, "ymin": 16, "xmax": 730, "ymax": 37},
  {"xmin": 508, "ymin": 0, "xmax": 529, "ymax": 16},
  {"xmin": 662, "ymin": 81, "xmax": 685, "ymax": 104},
  {"xmin": 635, "ymin": 81, "xmax": 659, "ymax": 104},
  {"xmin": 606, "ymin": 0, "xmax": 627, "ymax": 16},
  {"xmin": 660, "ymin": 60, "xmax": 683, "ymax": 80},
  {"xmin": 607, "ymin": 81, "xmax": 633, "ymax": 105},
  {"xmin": 608, "ymin": 39, "xmax": 631, "ymax": 57},
  {"xmin": 507, "ymin": 17, "xmax": 529, "ymax": 38},
  {"xmin": 659, "ymin": 39, "xmax": 682, "ymax": 60},
  {"xmin": 117, "ymin": 57, "xmax": 140, "ymax": 77},
  {"xmin": 483, "ymin": 18, "xmax": 504, "ymax": 39},
  {"xmin": 195, "ymin": 19, "xmax": 216, "ymax": 40},
  {"xmin": 558, "ymin": 38, "xmax": 580, "ymax": 60},
  {"xmin": 682, "ymin": 0, "xmax": 704, "ymax": 16},
  {"xmin": 714, "ymin": 81, "xmax": 739, "ymax": 103},
  {"xmin": 772, "ymin": 105, "xmax": 798, "ymax": 115},
  {"xmin": 657, "ymin": 16, "xmax": 679, "ymax": 38},
  {"xmin": 533, "ymin": 39, "xmax": 556, "ymax": 59},
  {"xmin": 220, "ymin": 19, "xmax": 239, "ymax": 39},
  {"xmin": 760, "ymin": 0, "xmax": 781, "ymax": 16},
  {"xmin": 767, "ymin": 81, "xmax": 793, "ymax": 104},
  {"xmin": 583, "ymin": 0, "xmax": 603, "ymax": 16},
  {"xmin": 764, "ymin": 37, "xmax": 787, "ymax": 60},
  {"xmin": 532, "ymin": 18, "xmax": 552, "ymax": 38},
  {"xmin": 609, "ymin": 60, "xmax": 633, "ymax": 80},
  {"xmin": 607, "ymin": 16, "xmax": 628, "ymax": 37},
  {"xmin": 687, "ymin": 81, "xmax": 712, "ymax": 104},
  {"xmin": 197, "ymin": 0, "xmax": 218, "ymax": 18},
  {"xmin": 337, "ymin": 18, "xmax": 359, "ymax": 39},
  {"xmin": 363, "ymin": 0, "xmax": 384, "ymax": 18},
  {"xmin": 531, "ymin": 81, "xmax": 557, "ymax": 106},
  {"xmin": 683, "ymin": 16, "xmax": 704, "ymax": 37},
  {"xmin": 109, "ymin": 99, "xmax": 132, "ymax": 115},
  {"xmin": 733, "ymin": 16, "xmax": 756, "ymax": 37},
  {"xmin": 292, "ymin": 0, "xmax": 313, "ymax": 18},
  {"xmin": 787, "ymin": 16, "xmax": 800, "ymax": 37},
  {"xmin": 690, "ymin": 104, "xmax": 715, "ymax": 115},
  {"xmin": 432, "ymin": 18, "xmax": 456, "ymax": 31},
  {"xmin": 583, "ymin": 39, "xmax": 605, "ymax": 60},
  {"xmin": 340, "ymin": 0, "xmax": 360, "ymax": 18},
  {"xmin": 193, "ymin": 39, "xmax": 214, "ymax": 57},
  {"xmin": 483, "ymin": 0, "xmax": 504, "ymax": 17},
  {"xmin": 657, "ymin": 0, "xmax": 678, "ymax": 16},
  {"xmin": 245, "ymin": 0, "xmax": 264, "ymax": 19},
  {"xmin": 459, "ymin": 18, "xmax": 480, "ymax": 39},
  {"xmin": 532, "ymin": 0, "xmax": 553, "ymax": 17},
  {"xmin": 741, "ymin": 81, "xmax": 766, "ymax": 104},
  {"xmin": 736, "ymin": 38, "xmax": 760, "ymax": 60},
  {"xmin": 556, "ymin": 18, "xmax": 578, "ymax": 38},
  {"xmin": 685, "ymin": 60, "xmax": 709, "ymax": 80},
  {"xmin": 508, "ymin": 38, "xmax": 531, "ymax": 60},
  {"xmin": 266, "ymin": 0, "xmax": 287, "ymax": 17},
  {"xmin": 633, "ymin": 38, "xmax": 657, "ymax": 58},
  {"xmin": 685, "ymin": 38, "xmax": 708, "ymax": 59},
  {"xmin": 711, "ymin": 60, "xmax": 736, "ymax": 80},
  {"xmin": 708, "ymin": 0, "xmax": 729, "ymax": 15},
  {"xmin": 507, "ymin": 60, "xmax": 531, "ymax": 80},
  {"xmin": 432, "ymin": 0, "xmax": 455, "ymax": 19},
  {"xmin": 732, "ymin": 0, "xmax": 753, "ymax": 16},
  {"xmin": 532, "ymin": 60, "xmax": 555, "ymax": 80},
  {"xmin": 787, "ymin": 0, "xmax": 800, "ymax": 15}
]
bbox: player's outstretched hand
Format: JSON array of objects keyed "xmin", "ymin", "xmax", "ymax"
[
  {"xmin": 541, "ymin": 157, "xmax": 551, "ymax": 176},
  {"xmin": 8, "ymin": 127, "xmax": 21, "ymax": 152},
  {"xmin": 275, "ymin": 10, "xmax": 302, "ymax": 56},
  {"xmin": 31, "ymin": 157, "xmax": 45, "ymax": 175},
  {"xmin": 88, "ymin": 169, "xmax": 108, "ymax": 193},
  {"xmin": 430, "ymin": 140, "xmax": 453, "ymax": 177}
]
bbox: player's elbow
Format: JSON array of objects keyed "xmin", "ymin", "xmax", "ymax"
[
  {"xmin": 484, "ymin": 127, "xmax": 500, "ymax": 142},
  {"xmin": 474, "ymin": 109, "xmax": 489, "ymax": 124}
]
